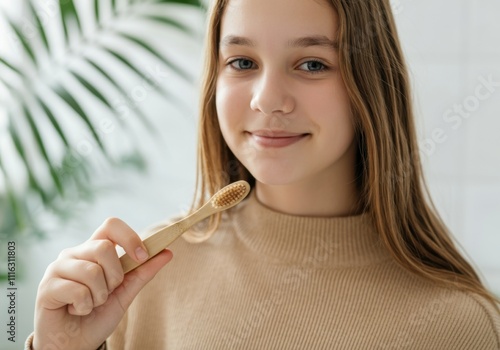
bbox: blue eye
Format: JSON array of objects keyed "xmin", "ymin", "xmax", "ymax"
[
  {"xmin": 228, "ymin": 58, "xmax": 255, "ymax": 70},
  {"xmin": 299, "ymin": 60, "xmax": 329, "ymax": 73}
]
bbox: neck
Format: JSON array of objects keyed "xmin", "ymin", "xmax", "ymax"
[
  {"xmin": 256, "ymin": 183, "xmax": 360, "ymax": 217},
  {"xmin": 255, "ymin": 175, "xmax": 362, "ymax": 217}
]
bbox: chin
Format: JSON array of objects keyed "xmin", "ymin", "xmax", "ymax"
[{"xmin": 246, "ymin": 164, "xmax": 302, "ymax": 187}]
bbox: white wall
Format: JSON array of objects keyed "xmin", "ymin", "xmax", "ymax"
[
  {"xmin": 393, "ymin": 0, "xmax": 500, "ymax": 294},
  {"xmin": 1, "ymin": 1, "xmax": 499, "ymax": 349}
]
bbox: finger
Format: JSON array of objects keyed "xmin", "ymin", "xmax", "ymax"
[
  {"xmin": 47, "ymin": 259, "xmax": 109, "ymax": 308},
  {"xmin": 40, "ymin": 277, "xmax": 94, "ymax": 316},
  {"xmin": 91, "ymin": 217, "xmax": 149, "ymax": 263},
  {"xmin": 114, "ymin": 249, "xmax": 172, "ymax": 310},
  {"xmin": 60, "ymin": 240, "xmax": 124, "ymax": 293}
]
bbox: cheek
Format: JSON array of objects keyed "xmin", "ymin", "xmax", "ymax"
[
  {"xmin": 304, "ymin": 83, "xmax": 354, "ymax": 144},
  {"xmin": 215, "ymin": 83, "xmax": 232, "ymax": 136},
  {"xmin": 216, "ymin": 80, "xmax": 245, "ymax": 129},
  {"xmin": 216, "ymin": 80, "xmax": 250, "ymax": 153},
  {"xmin": 302, "ymin": 81, "xmax": 351, "ymax": 119}
]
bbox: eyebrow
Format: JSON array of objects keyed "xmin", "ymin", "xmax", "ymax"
[
  {"xmin": 290, "ymin": 35, "xmax": 339, "ymax": 50},
  {"xmin": 220, "ymin": 35, "xmax": 339, "ymax": 51},
  {"xmin": 220, "ymin": 35, "xmax": 255, "ymax": 47}
]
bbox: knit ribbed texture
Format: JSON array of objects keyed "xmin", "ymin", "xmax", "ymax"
[{"xmin": 107, "ymin": 190, "xmax": 500, "ymax": 349}]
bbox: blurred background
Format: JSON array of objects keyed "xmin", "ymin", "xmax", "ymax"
[{"xmin": 0, "ymin": 0, "xmax": 499, "ymax": 348}]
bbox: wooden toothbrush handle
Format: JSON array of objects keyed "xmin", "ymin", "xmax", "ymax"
[
  {"xmin": 120, "ymin": 206, "xmax": 213, "ymax": 273},
  {"xmin": 120, "ymin": 221, "xmax": 185, "ymax": 273}
]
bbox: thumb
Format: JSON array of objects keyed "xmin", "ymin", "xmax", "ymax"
[{"xmin": 114, "ymin": 249, "xmax": 172, "ymax": 309}]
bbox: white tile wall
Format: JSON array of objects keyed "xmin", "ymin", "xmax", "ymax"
[
  {"xmin": 394, "ymin": 0, "xmax": 466, "ymax": 62},
  {"xmin": 409, "ymin": 62, "xmax": 466, "ymax": 181},
  {"xmin": 468, "ymin": 0, "xmax": 500, "ymax": 60},
  {"xmin": 395, "ymin": 0, "xmax": 500, "ymax": 296},
  {"xmin": 463, "ymin": 65, "xmax": 500, "ymax": 183}
]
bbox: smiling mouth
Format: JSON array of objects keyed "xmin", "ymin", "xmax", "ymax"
[{"xmin": 247, "ymin": 131, "xmax": 310, "ymax": 148}]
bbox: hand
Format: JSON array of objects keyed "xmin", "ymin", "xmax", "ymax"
[{"xmin": 33, "ymin": 217, "xmax": 172, "ymax": 350}]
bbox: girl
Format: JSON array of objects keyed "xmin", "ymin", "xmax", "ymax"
[{"xmin": 28, "ymin": 0, "xmax": 500, "ymax": 349}]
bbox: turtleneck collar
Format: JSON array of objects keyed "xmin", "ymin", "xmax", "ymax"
[{"xmin": 229, "ymin": 189, "xmax": 392, "ymax": 267}]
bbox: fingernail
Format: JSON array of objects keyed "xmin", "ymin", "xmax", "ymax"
[{"xmin": 135, "ymin": 247, "xmax": 148, "ymax": 261}]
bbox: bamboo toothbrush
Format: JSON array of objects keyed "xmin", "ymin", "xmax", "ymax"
[{"xmin": 120, "ymin": 180, "xmax": 251, "ymax": 273}]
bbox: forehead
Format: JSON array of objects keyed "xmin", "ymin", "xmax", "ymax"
[{"xmin": 220, "ymin": 0, "xmax": 338, "ymax": 40}]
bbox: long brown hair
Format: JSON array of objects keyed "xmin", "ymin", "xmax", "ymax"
[{"xmin": 188, "ymin": 0, "xmax": 500, "ymax": 310}]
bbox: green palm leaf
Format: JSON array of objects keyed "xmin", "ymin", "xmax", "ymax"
[
  {"xmin": 5, "ymin": 17, "xmax": 38, "ymax": 67},
  {"xmin": 84, "ymin": 57, "xmax": 156, "ymax": 133},
  {"xmin": 59, "ymin": 0, "xmax": 82, "ymax": 44},
  {"xmin": 7, "ymin": 117, "xmax": 48, "ymax": 204},
  {"xmin": 100, "ymin": 46, "xmax": 163, "ymax": 91},
  {"xmin": 94, "ymin": 0, "xmax": 101, "ymax": 24},
  {"xmin": 0, "ymin": 57, "xmax": 22, "ymax": 75},
  {"xmin": 0, "ymin": 0, "xmax": 205, "ymax": 237},
  {"xmin": 114, "ymin": 31, "xmax": 192, "ymax": 82},
  {"xmin": 36, "ymin": 97, "xmax": 72, "ymax": 149},
  {"xmin": 52, "ymin": 85, "xmax": 108, "ymax": 156},
  {"xmin": 138, "ymin": 14, "xmax": 197, "ymax": 36},
  {"xmin": 27, "ymin": 1, "xmax": 51, "ymax": 54},
  {"xmin": 154, "ymin": 0, "xmax": 207, "ymax": 9},
  {"xmin": 70, "ymin": 69, "xmax": 125, "ymax": 126},
  {"xmin": 0, "ymin": 154, "xmax": 25, "ymax": 232},
  {"xmin": 21, "ymin": 103, "xmax": 65, "ymax": 196},
  {"xmin": 111, "ymin": 0, "xmax": 118, "ymax": 14},
  {"xmin": 96, "ymin": 45, "xmax": 188, "ymax": 114}
]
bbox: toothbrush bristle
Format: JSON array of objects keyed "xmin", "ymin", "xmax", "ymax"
[{"xmin": 212, "ymin": 182, "xmax": 248, "ymax": 208}]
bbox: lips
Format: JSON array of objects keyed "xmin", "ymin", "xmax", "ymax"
[
  {"xmin": 250, "ymin": 130, "xmax": 306, "ymax": 137},
  {"xmin": 247, "ymin": 130, "xmax": 309, "ymax": 148}
]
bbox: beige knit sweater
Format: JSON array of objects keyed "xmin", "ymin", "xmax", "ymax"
[{"xmin": 81, "ymin": 191, "xmax": 500, "ymax": 348}]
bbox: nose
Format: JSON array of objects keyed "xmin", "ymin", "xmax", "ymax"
[{"xmin": 250, "ymin": 71, "xmax": 295, "ymax": 116}]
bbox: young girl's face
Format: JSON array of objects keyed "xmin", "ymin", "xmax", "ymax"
[{"xmin": 216, "ymin": 0, "xmax": 357, "ymax": 188}]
